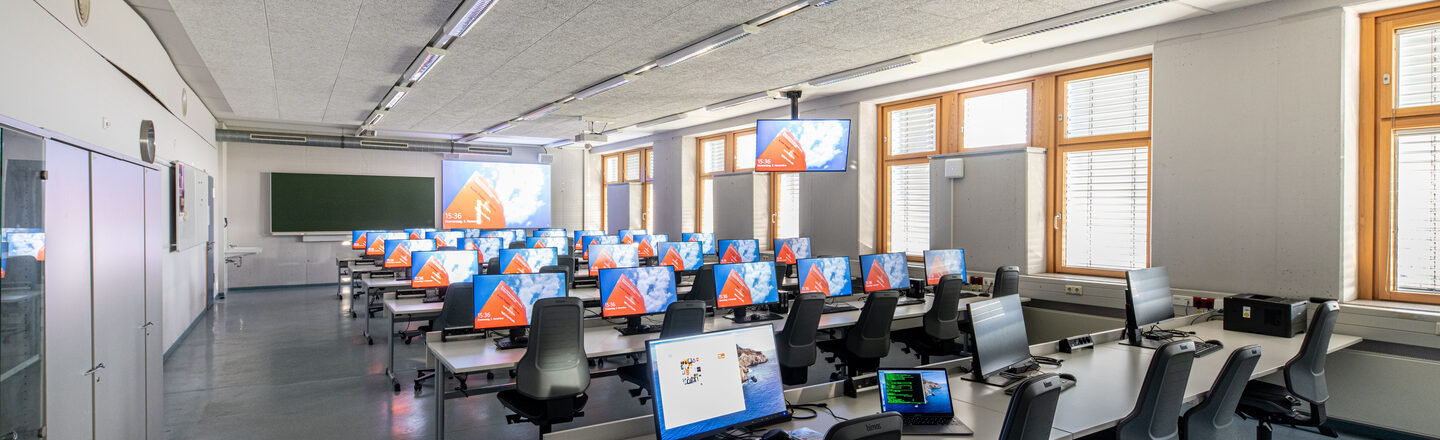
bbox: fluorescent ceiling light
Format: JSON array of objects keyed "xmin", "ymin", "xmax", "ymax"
[
  {"xmin": 446, "ymin": 0, "xmax": 498, "ymax": 38},
  {"xmin": 807, "ymin": 54, "xmax": 922, "ymax": 87},
  {"xmin": 382, "ymin": 86, "xmax": 411, "ymax": 109},
  {"xmin": 405, "ymin": 47, "xmax": 448, "ymax": 84},
  {"xmin": 574, "ymin": 75, "xmax": 636, "ymax": 100},
  {"xmin": 517, "ymin": 103, "xmax": 562, "ymax": 121},
  {"xmin": 365, "ymin": 111, "xmax": 386, "ymax": 126},
  {"xmin": 657, "ymin": 25, "xmax": 760, "ymax": 68},
  {"xmin": 544, "ymin": 139, "xmax": 575, "ymax": 148},
  {"xmin": 705, "ymin": 92, "xmax": 771, "ymax": 111},
  {"xmin": 807, "ymin": 0, "xmax": 841, "ymax": 6},
  {"xmin": 482, "ymin": 121, "xmax": 514, "ymax": 134},
  {"xmin": 630, "ymin": 63, "xmax": 659, "ymax": 75},
  {"xmin": 457, "ymin": 133, "xmax": 484, "ymax": 143},
  {"xmin": 751, "ymin": 1, "xmax": 808, "ymax": 26},
  {"xmin": 982, "ymin": 0, "xmax": 1174, "ymax": 44},
  {"xmin": 637, "ymin": 113, "xmax": 687, "ymax": 128}
]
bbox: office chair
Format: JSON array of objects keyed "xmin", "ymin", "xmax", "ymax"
[
  {"xmin": 508, "ymin": 241, "xmax": 527, "ymax": 249},
  {"xmin": 994, "ymin": 266, "xmax": 1020, "ymax": 297},
  {"xmin": 895, "ymin": 276, "xmax": 970, "ymax": 365},
  {"xmin": 998, "ymin": 374, "xmax": 1065, "ymax": 440},
  {"xmin": 538, "ymin": 265, "xmax": 572, "ymax": 293},
  {"xmin": 683, "ymin": 264, "xmax": 716, "ymax": 307},
  {"xmin": 819, "ymin": 291, "xmax": 900, "ymax": 380},
  {"xmin": 1105, "ymin": 340, "xmax": 1196, "ymax": 440},
  {"xmin": 498, "ymin": 297, "xmax": 589, "ymax": 437},
  {"xmin": 1181, "ymin": 344, "xmax": 1262, "ymax": 440},
  {"xmin": 824, "ymin": 412, "xmax": 903, "ymax": 440},
  {"xmin": 486, "ymin": 257, "xmax": 501, "ymax": 275},
  {"xmin": 413, "ymin": 283, "xmax": 477, "ymax": 392},
  {"xmin": 776, "ymin": 293, "xmax": 826, "ymax": 386},
  {"xmin": 618, "ymin": 300, "xmax": 707, "ymax": 403},
  {"xmin": 556, "ymin": 255, "xmax": 576, "ymax": 287},
  {"xmin": 1236, "ymin": 301, "xmax": 1341, "ymax": 440}
]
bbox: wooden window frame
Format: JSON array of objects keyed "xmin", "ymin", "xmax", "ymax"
[
  {"xmin": 600, "ymin": 146, "xmax": 652, "ymax": 232},
  {"xmin": 877, "ymin": 95, "xmax": 953, "ymax": 260}
]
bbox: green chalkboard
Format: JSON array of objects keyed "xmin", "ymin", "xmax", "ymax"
[{"xmin": 269, "ymin": 172, "xmax": 434, "ymax": 233}]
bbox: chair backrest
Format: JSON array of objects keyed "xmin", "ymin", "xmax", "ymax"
[
  {"xmin": 556, "ymin": 256, "xmax": 576, "ymax": 287},
  {"xmin": 515, "ymin": 297, "xmax": 589, "ymax": 400},
  {"xmin": 994, "ymin": 266, "xmax": 1020, "ymax": 297},
  {"xmin": 508, "ymin": 241, "xmax": 527, "ymax": 249},
  {"xmin": 1182, "ymin": 344, "xmax": 1262, "ymax": 440},
  {"xmin": 1285, "ymin": 301, "xmax": 1339, "ymax": 405},
  {"xmin": 777, "ymin": 293, "xmax": 826, "ymax": 368},
  {"xmin": 538, "ymin": 265, "xmax": 571, "ymax": 292},
  {"xmin": 486, "ymin": 257, "xmax": 501, "ymax": 275},
  {"xmin": 436, "ymin": 283, "xmax": 477, "ymax": 331},
  {"xmin": 924, "ymin": 278, "xmax": 966, "ymax": 341},
  {"xmin": 823, "ymin": 412, "xmax": 903, "ymax": 440},
  {"xmin": 688, "ymin": 264, "xmax": 717, "ymax": 306},
  {"xmin": 847, "ymin": 291, "xmax": 900, "ymax": 358},
  {"xmin": 658, "ymin": 300, "xmax": 707, "ymax": 339},
  {"xmin": 998, "ymin": 373, "xmax": 1065, "ymax": 440},
  {"xmin": 1115, "ymin": 340, "xmax": 1196, "ymax": 440}
]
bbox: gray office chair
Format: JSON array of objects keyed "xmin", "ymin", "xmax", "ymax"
[
  {"xmin": 508, "ymin": 241, "xmax": 527, "ymax": 249},
  {"xmin": 1181, "ymin": 344, "xmax": 1262, "ymax": 440},
  {"xmin": 684, "ymin": 264, "xmax": 717, "ymax": 307},
  {"xmin": 556, "ymin": 255, "xmax": 577, "ymax": 288},
  {"xmin": 412, "ymin": 283, "xmax": 478, "ymax": 391},
  {"xmin": 486, "ymin": 257, "xmax": 501, "ymax": 275},
  {"xmin": 1237, "ymin": 301, "xmax": 1341, "ymax": 440},
  {"xmin": 824, "ymin": 412, "xmax": 903, "ymax": 440},
  {"xmin": 819, "ymin": 291, "xmax": 900, "ymax": 380},
  {"xmin": 776, "ymin": 293, "xmax": 826, "ymax": 386},
  {"xmin": 498, "ymin": 297, "xmax": 589, "ymax": 437},
  {"xmin": 618, "ymin": 300, "xmax": 707, "ymax": 403},
  {"xmin": 994, "ymin": 266, "xmax": 1020, "ymax": 297},
  {"xmin": 998, "ymin": 374, "xmax": 1065, "ymax": 440},
  {"xmin": 537, "ymin": 265, "xmax": 572, "ymax": 292},
  {"xmin": 1110, "ymin": 340, "xmax": 1196, "ymax": 440},
  {"xmin": 895, "ymin": 276, "xmax": 969, "ymax": 364}
]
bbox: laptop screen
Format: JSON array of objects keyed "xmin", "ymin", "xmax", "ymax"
[{"xmin": 878, "ymin": 369, "xmax": 954, "ymax": 416}]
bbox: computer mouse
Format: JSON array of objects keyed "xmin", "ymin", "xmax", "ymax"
[
  {"xmin": 1058, "ymin": 373, "xmax": 1076, "ymax": 383},
  {"xmin": 760, "ymin": 429, "xmax": 791, "ymax": 440},
  {"xmin": 1206, "ymin": 339, "xmax": 1223, "ymax": 348}
]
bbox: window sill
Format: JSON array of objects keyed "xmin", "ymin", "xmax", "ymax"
[
  {"xmin": 1024, "ymin": 272, "xmax": 1125, "ymax": 285},
  {"xmin": 1343, "ymin": 299, "xmax": 1440, "ymax": 322}
]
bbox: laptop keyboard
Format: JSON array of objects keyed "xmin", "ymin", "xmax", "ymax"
[{"xmin": 903, "ymin": 415, "xmax": 960, "ymax": 426}]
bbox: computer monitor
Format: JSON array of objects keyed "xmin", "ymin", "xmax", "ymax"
[
  {"xmin": 532, "ymin": 228, "xmax": 566, "ymax": 237},
  {"xmin": 503, "ymin": 229, "xmax": 527, "ymax": 245},
  {"xmin": 647, "ymin": 324, "xmax": 790, "ymax": 440},
  {"xmin": 479, "ymin": 229, "xmax": 523, "ymax": 246},
  {"xmin": 427, "ymin": 231, "xmax": 465, "ymax": 249},
  {"xmin": 797, "ymin": 257, "xmax": 853, "ymax": 297},
  {"xmin": 410, "ymin": 250, "xmax": 482, "ymax": 288},
  {"xmin": 497, "ymin": 248, "xmax": 559, "ymax": 274},
  {"xmin": 860, "ymin": 252, "xmax": 911, "ymax": 293},
  {"xmin": 382, "ymin": 239, "xmax": 436, "ymax": 270},
  {"xmin": 472, "ymin": 272, "xmax": 568, "ymax": 349},
  {"xmin": 717, "ymin": 239, "xmax": 759, "ymax": 264},
  {"xmin": 619, "ymin": 229, "xmax": 648, "ymax": 244},
  {"xmin": 405, "ymin": 228, "xmax": 436, "ymax": 240},
  {"xmin": 525, "ymin": 236, "xmax": 567, "ymax": 252},
  {"xmin": 588, "ymin": 243, "xmax": 638, "ymax": 276},
  {"xmin": 458, "ymin": 237, "xmax": 504, "ymax": 264},
  {"xmin": 582, "ymin": 235, "xmax": 620, "ymax": 260},
  {"xmin": 754, "ymin": 119, "xmax": 851, "ymax": 172},
  {"xmin": 681, "ymin": 233, "xmax": 716, "ymax": 255},
  {"xmin": 772, "ymin": 238, "xmax": 811, "ymax": 265},
  {"xmin": 600, "ymin": 266, "xmax": 678, "ymax": 335},
  {"xmin": 573, "ymin": 230, "xmax": 603, "ymax": 251},
  {"xmin": 713, "ymin": 262, "xmax": 781, "ymax": 323},
  {"xmin": 1124, "ymin": 267, "xmax": 1175, "ymax": 349},
  {"xmin": 635, "ymin": 234, "xmax": 669, "ymax": 258},
  {"xmin": 657, "ymin": 242, "xmax": 702, "ymax": 272},
  {"xmin": 351, "ymin": 230, "xmax": 384, "ymax": 250},
  {"xmin": 967, "ymin": 295, "xmax": 1031, "ymax": 382},
  {"xmin": 459, "ymin": 228, "xmax": 485, "ymax": 238},
  {"xmin": 923, "ymin": 249, "xmax": 966, "ymax": 286},
  {"xmin": 365, "ymin": 232, "xmax": 408, "ymax": 256}
]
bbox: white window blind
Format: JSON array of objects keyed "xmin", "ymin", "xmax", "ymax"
[
  {"xmin": 888, "ymin": 164, "xmax": 930, "ymax": 256},
  {"xmin": 604, "ymin": 156, "xmax": 619, "ymax": 182},
  {"xmin": 625, "ymin": 153, "xmax": 641, "ymax": 181},
  {"xmin": 645, "ymin": 183, "xmax": 655, "ymax": 231},
  {"xmin": 646, "ymin": 152, "xmax": 653, "ymax": 180},
  {"xmin": 964, "ymin": 88, "xmax": 1029, "ymax": 149},
  {"xmin": 1397, "ymin": 23, "xmax": 1440, "ymax": 109},
  {"xmin": 701, "ymin": 178, "xmax": 715, "ymax": 233},
  {"xmin": 736, "ymin": 133, "xmax": 757, "ymax": 170},
  {"xmin": 1065, "ymin": 69, "xmax": 1149, "ymax": 138},
  {"xmin": 889, "ymin": 105, "xmax": 937, "ymax": 156},
  {"xmin": 1394, "ymin": 130, "xmax": 1440, "ymax": 293},
  {"xmin": 703, "ymin": 139, "xmax": 726, "ymax": 174},
  {"xmin": 1062, "ymin": 146, "xmax": 1148, "ymax": 271},
  {"xmin": 776, "ymin": 173, "xmax": 800, "ymax": 239}
]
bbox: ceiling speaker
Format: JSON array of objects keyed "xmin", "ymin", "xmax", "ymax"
[{"xmin": 538, "ymin": 153, "xmax": 553, "ymax": 164}]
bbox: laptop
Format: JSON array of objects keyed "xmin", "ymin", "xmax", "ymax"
[{"xmin": 877, "ymin": 369, "xmax": 974, "ymax": 436}]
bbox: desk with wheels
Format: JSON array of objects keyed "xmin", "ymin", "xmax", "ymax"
[
  {"xmin": 357, "ymin": 278, "xmax": 416, "ymax": 344},
  {"xmin": 382, "ymin": 293, "xmax": 444, "ymax": 391}
]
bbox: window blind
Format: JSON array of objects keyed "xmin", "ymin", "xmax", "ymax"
[
  {"xmin": 1395, "ymin": 130, "xmax": 1440, "ymax": 293},
  {"xmin": 776, "ymin": 173, "xmax": 800, "ymax": 239},
  {"xmin": 701, "ymin": 178, "xmax": 715, "ymax": 233},
  {"xmin": 1065, "ymin": 69, "xmax": 1149, "ymax": 138},
  {"xmin": 888, "ymin": 163, "xmax": 930, "ymax": 256},
  {"xmin": 1397, "ymin": 23, "xmax": 1440, "ymax": 109},
  {"xmin": 736, "ymin": 133, "xmax": 757, "ymax": 170},
  {"xmin": 964, "ymin": 88, "xmax": 1029, "ymax": 149},
  {"xmin": 645, "ymin": 183, "xmax": 654, "ymax": 231},
  {"xmin": 645, "ymin": 151, "xmax": 653, "ymax": 180},
  {"xmin": 1062, "ymin": 146, "xmax": 1148, "ymax": 271},
  {"xmin": 889, "ymin": 105, "xmax": 937, "ymax": 156},
  {"xmin": 605, "ymin": 156, "xmax": 619, "ymax": 182},
  {"xmin": 625, "ymin": 153, "xmax": 641, "ymax": 181},
  {"xmin": 703, "ymin": 139, "xmax": 726, "ymax": 174}
]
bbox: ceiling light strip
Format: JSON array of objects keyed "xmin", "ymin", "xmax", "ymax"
[
  {"xmin": 637, "ymin": 113, "xmax": 687, "ymax": 128},
  {"xmin": 982, "ymin": 0, "xmax": 1174, "ymax": 44},
  {"xmin": 518, "ymin": 103, "xmax": 563, "ymax": 121},
  {"xmin": 657, "ymin": 25, "xmax": 760, "ymax": 68},
  {"xmin": 574, "ymin": 75, "xmax": 636, "ymax": 100},
  {"xmin": 705, "ymin": 92, "xmax": 771, "ymax": 111},
  {"xmin": 446, "ymin": 0, "xmax": 499, "ymax": 38},
  {"xmin": 405, "ymin": 47, "xmax": 448, "ymax": 84},
  {"xmin": 382, "ymin": 86, "xmax": 411, "ymax": 109},
  {"xmin": 750, "ymin": 1, "xmax": 809, "ymax": 26},
  {"xmin": 807, "ymin": 54, "xmax": 922, "ymax": 87},
  {"xmin": 482, "ymin": 121, "xmax": 515, "ymax": 134}
]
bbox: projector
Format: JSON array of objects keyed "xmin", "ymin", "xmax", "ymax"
[{"xmin": 574, "ymin": 132, "xmax": 607, "ymax": 143}]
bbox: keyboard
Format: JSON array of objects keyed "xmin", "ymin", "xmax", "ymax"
[
  {"xmin": 1193, "ymin": 340, "xmax": 1222, "ymax": 358},
  {"xmin": 421, "ymin": 296, "xmax": 443, "ymax": 303},
  {"xmin": 1004, "ymin": 376, "xmax": 1076, "ymax": 395},
  {"xmin": 903, "ymin": 415, "xmax": 964, "ymax": 426}
]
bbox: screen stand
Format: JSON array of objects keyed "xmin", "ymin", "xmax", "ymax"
[
  {"xmin": 615, "ymin": 317, "xmax": 661, "ymax": 336},
  {"xmin": 1119, "ymin": 328, "xmax": 1167, "ymax": 350},
  {"xmin": 729, "ymin": 307, "xmax": 783, "ymax": 323},
  {"xmin": 494, "ymin": 328, "xmax": 529, "ymax": 350}
]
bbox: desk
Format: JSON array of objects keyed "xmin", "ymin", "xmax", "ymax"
[
  {"xmin": 358, "ymin": 278, "xmax": 416, "ymax": 343},
  {"xmin": 382, "ymin": 293, "xmax": 444, "ymax": 391}
]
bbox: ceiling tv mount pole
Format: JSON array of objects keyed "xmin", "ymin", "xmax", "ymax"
[{"xmin": 785, "ymin": 90, "xmax": 802, "ymax": 120}]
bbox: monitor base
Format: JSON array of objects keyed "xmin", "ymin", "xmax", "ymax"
[
  {"xmin": 494, "ymin": 329, "xmax": 529, "ymax": 350},
  {"xmin": 1120, "ymin": 331, "xmax": 1170, "ymax": 350},
  {"xmin": 615, "ymin": 317, "xmax": 661, "ymax": 335},
  {"xmin": 729, "ymin": 308, "xmax": 783, "ymax": 323}
]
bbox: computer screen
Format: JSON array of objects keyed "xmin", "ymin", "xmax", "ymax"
[
  {"xmin": 383, "ymin": 239, "xmax": 437, "ymax": 269},
  {"xmin": 878, "ymin": 369, "xmax": 954, "ymax": 415},
  {"xmin": 351, "ymin": 230, "xmax": 384, "ymax": 250},
  {"xmin": 365, "ymin": 232, "xmax": 408, "ymax": 256},
  {"xmin": 717, "ymin": 239, "xmax": 759, "ymax": 264},
  {"xmin": 428, "ymin": 231, "xmax": 465, "ymax": 249},
  {"xmin": 410, "ymin": 250, "xmax": 482, "ymax": 288},
  {"xmin": 681, "ymin": 233, "xmax": 716, "ymax": 255},
  {"xmin": 772, "ymin": 238, "xmax": 811, "ymax": 265},
  {"xmin": 459, "ymin": 229, "xmax": 484, "ymax": 238},
  {"xmin": 713, "ymin": 262, "xmax": 779, "ymax": 309},
  {"xmin": 441, "ymin": 160, "xmax": 551, "ymax": 229},
  {"xmin": 573, "ymin": 230, "xmax": 603, "ymax": 251},
  {"xmin": 533, "ymin": 228, "xmax": 566, "ymax": 237},
  {"xmin": 967, "ymin": 295, "xmax": 1031, "ymax": 380},
  {"xmin": 497, "ymin": 248, "xmax": 559, "ymax": 274},
  {"xmin": 923, "ymin": 249, "xmax": 966, "ymax": 286},
  {"xmin": 860, "ymin": 252, "xmax": 911, "ymax": 292},
  {"xmin": 3, "ymin": 229, "xmax": 44, "ymax": 260},
  {"xmin": 525, "ymin": 236, "xmax": 567, "ymax": 252},
  {"xmin": 658, "ymin": 242, "xmax": 702, "ymax": 272},
  {"xmin": 600, "ymin": 266, "xmax": 678, "ymax": 318},
  {"xmin": 458, "ymin": 237, "xmax": 504, "ymax": 263},
  {"xmin": 648, "ymin": 324, "xmax": 788, "ymax": 440},
  {"xmin": 405, "ymin": 228, "xmax": 436, "ymax": 240},
  {"xmin": 754, "ymin": 119, "xmax": 851, "ymax": 172},
  {"xmin": 471, "ymin": 273, "xmax": 568, "ymax": 330},
  {"xmin": 1126, "ymin": 267, "xmax": 1174, "ymax": 331},
  {"xmin": 582, "ymin": 235, "xmax": 621, "ymax": 260},
  {"xmin": 635, "ymin": 234, "xmax": 669, "ymax": 258},
  {"xmin": 797, "ymin": 257, "xmax": 853, "ymax": 297},
  {"xmin": 619, "ymin": 229, "xmax": 648, "ymax": 244},
  {"xmin": 588, "ymin": 243, "xmax": 639, "ymax": 276}
]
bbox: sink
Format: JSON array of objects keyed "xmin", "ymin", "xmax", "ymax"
[{"xmin": 224, "ymin": 246, "xmax": 262, "ymax": 257}]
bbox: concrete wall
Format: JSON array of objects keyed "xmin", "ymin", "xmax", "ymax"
[{"xmin": 929, "ymin": 148, "xmax": 1048, "ymax": 275}]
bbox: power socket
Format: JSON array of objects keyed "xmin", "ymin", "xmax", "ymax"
[
  {"xmin": 983, "ymin": 279, "xmax": 994, "ymax": 290},
  {"xmin": 1064, "ymin": 285, "xmax": 1083, "ymax": 295},
  {"xmin": 1173, "ymin": 296, "xmax": 1193, "ymax": 307}
]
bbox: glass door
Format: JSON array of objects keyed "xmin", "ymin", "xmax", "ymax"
[{"xmin": 0, "ymin": 124, "xmax": 46, "ymax": 439}]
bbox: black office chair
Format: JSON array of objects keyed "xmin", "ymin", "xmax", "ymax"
[
  {"xmin": 998, "ymin": 373, "xmax": 1065, "ymax": 440},
  {"xmin": 895, "ymin": 277, "xmax": 970, "ymax": 364},
  {"xmin": 1236, "ymin": 301, "xmax": 1341, "ymax": 440},
  {"xmin": 1105, "ymin": 340, "xmax": 1197, "ymax": 440},
  {"xmin": 1181, "ymin": 344, "xmax": 1262, "ymax": 440},
  {"xmin": 508, "ymin": 241, "xmax": 527, "ymax": 249},
  {"xmin": 684, "ymin": 264, "xmax": 716, "ymax": 307},
  {"xmin": 618, "ymin": 300, "xmax": 707, "ymax": 403},
  {"xmin": 776, "ymin": 293, "xmax": 826, "ymax": 386},
  {"xmin": 819, "ymin": 291, "xmax": 900, "ymax": 380},
  {"xmin": 994, "ymin": 266, "xmax": 1020, "ymax": 297},
  {"xmin": 498, "ymin": 297, "xmax": 589, "ymax": 438},
  {"xmin": 486, "ymin": 257, "xmax": 501, "ymax": 275},
  {"xmin": 824, "ymin": 412, "xmax": 902, "ymax": 440},
  {"xmin": 413, "ymin": 283, "xmax": 478, "ymax": 391}
]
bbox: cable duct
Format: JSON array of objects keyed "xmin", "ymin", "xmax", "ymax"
[{"xmin": 216, "ymin": 129, "xmax": 514, "ymax": 156}]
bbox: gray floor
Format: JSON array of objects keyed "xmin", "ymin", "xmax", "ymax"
[{"xmin": 164, "ymin": 285, "xmax": 1383, "ymax": 439}]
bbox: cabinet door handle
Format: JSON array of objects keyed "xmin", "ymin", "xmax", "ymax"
[
  {"xmin": 140, "ymin": 321, "xmax": 155, "ymax": 329},
  {"xmin": 84, "ymin": 363, "xmax": 106, "ymax": 376}
]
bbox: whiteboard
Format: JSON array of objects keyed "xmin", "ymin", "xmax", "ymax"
[{"xmin": 171, "ymin": 161, "xmax": 210, "ymax": 251}]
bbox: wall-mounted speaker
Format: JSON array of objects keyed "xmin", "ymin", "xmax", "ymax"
[{"xmin": 538, "ymin": 153, "xmax": 553, "ymax": 164}]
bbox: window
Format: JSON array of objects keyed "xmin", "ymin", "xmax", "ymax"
[
  {"xmin": 771, "ymin": 173, "xmax": 800, "ymax": 241},
  {"xmin": 961, "ymin": 83, "xmax": 1031, "ymax": 150},
  {"xmin": 599, "ymin": 147, "xmax": 652, "ymax": 232},
  {"xmin": 878, "ymin": 96, "xmax": 947, "ymax": 258},
  {"xmin": 694, "ymin": 128, "xmax": 758, "ymax": 233},
  {"xmin": 1362, "ymin": 5, "xmax": 1440, "ymax": 304}
]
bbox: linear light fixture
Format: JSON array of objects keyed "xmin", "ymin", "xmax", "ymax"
[
  {"xmin": 705, "ymin": 92, "xmax": 771, "ymax": 112},
  {"xmin": 807, "ymin": 0, "xmax": 841, "ymax": 6},
  {"xmin": 807, "ymin": 54, "xmax": 922, "ymax": 87},
  {"xmin": 657, "ymin": 25, "xmax": 760, "ymax": 68},
  {"xmin": 750, "ymin": 1, "xmax": 809, "ymax": 26},
  {"xmin": 517, "ymin": 102, "xmax": 562, "ymax": 121},
  {"xmin": 446, "ymin": 0, "xmax": 499, "ymax": 38},
  {"xmin": 574, "ymin": 74, "xmax": 636, "ymax": 100},
  {"xmin": 544, "ymin": 139, "xmax": 575, "ymax": 148},
  {"xmin": 630, "ymin": 63, "xmax": 659, "ymax": 75},
  {"xmin": 982, "ymin": 0, "xmax": 1174, "ymax": 44},
  {"xmin": 637, "ymin": 113, "xmax": 687, "ymax": 128},
  {"xmin": 382, "ymin": 86, "xmax": 411, "ymax": 110},
  {"xmin": 404, "ymin": 47, "xmax": 448, "ymax": 84},
  {"xmin": 457, "ymin": 133, "xmax": 485, "ymax": 143},
  {"xmin": 482, "ymin": 121, "xmax": 515, "ymax": 134},
  {"xmin": 365, "ymin": 110, "xmax": 387, "ymax": 126}
]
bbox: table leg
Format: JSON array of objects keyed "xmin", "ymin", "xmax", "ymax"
[
  {"xmin": 387, "ymin": 309, "xmax": 398, "ymax": 391},
  {"xmin": 434, "ymin": 364, "xmax": 447, "ymax": 440},
  {"xmin": 363, "ymin": 290, "xmax": 374, "ymax": 345}
]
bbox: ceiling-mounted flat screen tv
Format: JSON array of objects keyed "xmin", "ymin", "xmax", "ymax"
[{"xmin": 754, "ymin": 119, "xmax": 851, "ymax": 172}]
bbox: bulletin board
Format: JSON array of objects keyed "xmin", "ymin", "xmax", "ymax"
[{"xmin": 171, "ymin": 161, "xmax": 210, "ymax": 251}]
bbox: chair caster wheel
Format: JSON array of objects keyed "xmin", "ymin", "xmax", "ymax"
[
  {"xmin": 403, "ymin": 339, "xmax": 411, "ymax": 345},
  {"xmin": 415, "ymin": 383, "xmax": 423, "ymax": 392},
  {"xmin": 350, "ymin": 312, "xmax": 357, "ymax": 318},
  {"xmin": 393, "ymin": 383, "xmax": 401, "ymax": 392},
  {"xmin": 367, "ymin": 337, "xmax": 374, "ymax": 345},
  {"xmin": 487, "ymin": 372, "xmax": 495, "ymax": 380}
]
